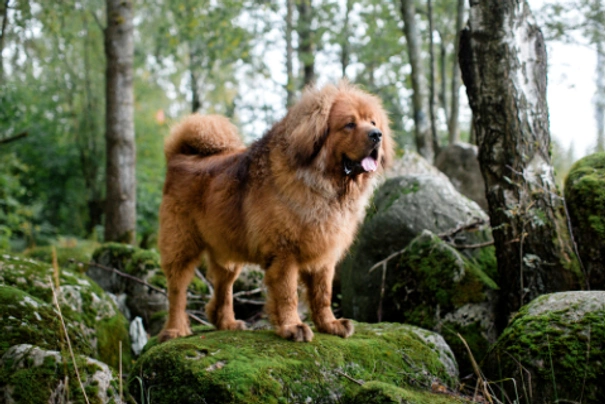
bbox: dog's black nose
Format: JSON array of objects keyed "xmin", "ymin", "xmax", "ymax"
[{"xmin": 368, "ymin": 129, "xmax": 382, "ymax": 143}]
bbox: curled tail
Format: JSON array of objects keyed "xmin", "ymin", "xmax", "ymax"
[{"xmin": 164, "ymin": 115, "xmax": 245, "ymax": 161}]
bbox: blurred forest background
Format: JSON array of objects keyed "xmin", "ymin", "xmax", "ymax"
[{"xmin": 0, "ymin": 0, "xmax": 603, "ymax": 251}]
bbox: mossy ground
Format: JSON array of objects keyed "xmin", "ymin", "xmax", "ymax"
[
  {"xmin": 0, "ymin": 253, "xmax": 132, "ymax": 370},
  {"xmin": 23, "ymin": 239, "xmax": 100, "ymax": 273},
  {"xmin": 487, "ymin": 293, "xmax": 605, "ymax": 403},
  {"xmin": 344, "ymin": 381, "xmax": 469, "ymax": 404},
  {"xmin": 129, "ymin": 323, "xmax": 459, "ymax": 404}
]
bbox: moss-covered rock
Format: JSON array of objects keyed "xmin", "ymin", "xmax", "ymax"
[
  {"xmin": 0, "ymin": 254, "xmax": 131, "ymax": 370},
  {"xmin": 340, "ymin": 175, "xmax": 495, "ymax": 375},
  {"xmin": 23, "ymin": 239, "xmax": 100, "ymax": 274},
  {"xmin": 0, "ymin": 344, "xmax": 120, "ymax": 404},
  {"xmin": 485, "ymin": 291, "xmax": 605, "ymax": 404},
  {"xmin": 88, "ymin": 243, "xmax": 171, "ymax": 331},
  {"xmin": 129, "ymin": 322, "xmax": 459, "ymax": 404},
  {"xmin": 564, "ymin": 152, "xmax": 605, "ymax": 289},
  {"xmin": 344, "ymin": 381, "xmax": 469, "ymax": 404},
  {"xmin": 381, "ymin": 231, "xmax": 498, "ymax": 376}
]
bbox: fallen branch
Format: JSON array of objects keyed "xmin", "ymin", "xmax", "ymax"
[
  {"xmin": 0, "ymin": 131, "xmax": 28, "ymax": 145},
  {"xmin": 437, "ymin": 218, "xmax": 487, "ymax": 239},
  {"xmin": 335, "ymin": 369, "xmax": 364, "ymax": 386},
  {"xmin": 85, "ymin": 261, "xmax": 167, "ymax": 296},
  {"xmin": 446, "ymin": 240, "xmax": 494, "ymax": 250}
]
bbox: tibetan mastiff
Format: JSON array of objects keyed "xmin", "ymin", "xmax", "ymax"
[{"xmin": 158, "ymin": 82, "xmax": 393, "ymax": 342}]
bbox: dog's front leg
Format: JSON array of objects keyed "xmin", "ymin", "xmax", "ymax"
[
  {"xmin": 301, "ymin": 266, "xmax": 354, "ymax": 338},
  {"xmin": 264, "ymin": 260, "xmax": 314, "ymax": 342}
]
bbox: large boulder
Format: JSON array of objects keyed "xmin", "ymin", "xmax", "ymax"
[
  {"xmin": 340, "ymin": 175, "xmax": 495, "ymax": 375},
  {"xmin": 485, "ymin": 291, "xmax": 605, "ymax": 404},
  {"xmin": 129, "ymin": 323, "xmax": 460, "ymax": 404},
  {"xmin": 564, "ymin": 152, "xmax": 605, "ymax": 289},
  {"xmin": 0, "ymin": 344, "xmax": 120, "ymax": 404},
  {"xmin": 0, "ymin": 254, "xmax": 131, "ymax": 369},
  {"xmin": 435, "ymin": 143, "xmax": 488, "ymax": 211}
]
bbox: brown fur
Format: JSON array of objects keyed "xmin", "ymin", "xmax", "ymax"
[{"xmin": 158, "ymin": 82, "xmax": 393, "ymax": 342}]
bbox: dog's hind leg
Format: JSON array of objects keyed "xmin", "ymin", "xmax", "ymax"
[
  {"xmin": 265, "ymin": 260, "xmax": 314, "ymax": 342},
  {"xmin": 301, "ymin": 266, "xmax": 354, "ymax": 338},
  {"xmin": 205, "ymin": 258, "xmax": 247, "ymax": 331}
]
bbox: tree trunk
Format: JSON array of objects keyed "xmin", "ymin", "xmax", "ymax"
[
  {"xmin": 459, "ymin": 0, "xmax": 581, "ymax": 332},
  {"xmin": 340, "ymin": 0, "xmax": 353, "ymax": 78},
  {"xmin": 104, "ymin": 0, "xmax": 136, "ymax": 245},
  {"xmin": 448, "ymin": 0, "xmax": 465, "ymax": 144},
  {"xmin": 0, "ymin": 0, "xmax": 9, "ymax": 84},
  {"xmin": 285, "ymin": 0, "xmax": 295, "ymax": 107},
  {"xmin": 189, "ymin": 43, "xmax": 202, "ymax": 113},
  {"xmin": 296, "ymin": 0, "xmax": 315, "ymax": 87},
  {"xmin": 427, "ymin": 0, "xmax": 439, "ymax": 156},
  {"xmin": 438, "ymin": 30, "xmax": 449, "ymax": 124},
  {"xmin": 596, "ymin": 38, "xmax": 604, "ymax": 152},
  {"xmin": 400, "ymin": 0, "xmax": 433, "ymax": 163}
]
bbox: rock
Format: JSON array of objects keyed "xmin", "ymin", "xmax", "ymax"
[
  {"xmin": 564, "ymin": 152, "xmax": 605, "ymax": 289},
  {"xmin": 340, "ymin": 176, "xmax": 495, "ymax": 375},
  {"xmin": 485, "ymin": 291, "xmax": 605, "ymax": 404},
  {"xmin": 130, "ymin": 316, "xmax": 149, "ymax": 356},
  {"xmin": 89, "ymin": 243, "xmax": 206, "ymax": 333},
  {"xmin": 129, "ymin": 322, "xmax": 459, "ymax": 403},
  {"xmin": 340, "ymin": 175, "xmax": 490, "ymax": 323},
  {"xmin": 0, "ymin": 344, "xmax": 120, "ymax": 404},
  {"xmin": 0, "ymin": 254, "xmax": 131, "ymax": 369},
  {"xmin": 435, "ymin": 143, "xmax": 488, "ymax": 211},
  {"xmin": 386, "ymin": 149, "xmax": 449, "ymax": 180}
]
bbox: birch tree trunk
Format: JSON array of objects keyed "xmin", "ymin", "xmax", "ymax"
[
  {"xmin": 596, "ymin": 39, "xmax": 604, "ymax": 152},
  {"xmin": 104, "ymin": 0, "xmax": 136, "ymax": 244},
  {"xmin": 400, "ymin": 0, "xmax": 433, "ymax": 163},
  {"xmin": 427, "ymin": 0, "xmax": 439, "ymax": 156},
  {"xmin": 0, "ymin": 0, "xmax": 9, "ymax": 84},
  {"xmin": 448, "ymin": 0, "xmax": 465, "ymax": 144},
  {"xmin": 459, "ymin": 0, "xmax": 581, "ymax": 331}
]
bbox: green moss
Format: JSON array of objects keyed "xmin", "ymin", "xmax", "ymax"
[
  {"xmin": 23, "ymin": 240, "xmax": 100, "ymax": 273},
  {"xmin": 0, "ymin": 254, "xmax": 131, "ymax": 370},
  {"xmin": 487, "ymin": 292, "xmax": 605, "ymax": 403},
  {"xmin": 344, "ymin": 381, "xmax": 469, "ymax": 404},
  {"xmin": 91, "ymin": 242, "xmax": 137, "ymax": 272},
  {"xmin": 129, "ymin": 323, "xmax": 458, "ymax": 404},
  {"xmin": 125, "ymin": 249, "xmax": 161, "ymax": 276}
]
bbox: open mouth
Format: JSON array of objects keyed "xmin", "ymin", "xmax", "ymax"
[{"xmin": 343, "ymin": 148, "xmax": 379, "ymax": 176}]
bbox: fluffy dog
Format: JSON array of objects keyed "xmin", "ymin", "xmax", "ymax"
[{"xmin": 158, "ymin": 82, "xmax": 393, "ymax": 342}]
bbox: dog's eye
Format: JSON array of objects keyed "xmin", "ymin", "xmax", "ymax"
[
  {"xmin": 371, "ymin": 120, "xmax": 376, "ymax": 126},
  {"xmin": 345, "ymin": 122, "xmax": 356, "ymax": 130}
]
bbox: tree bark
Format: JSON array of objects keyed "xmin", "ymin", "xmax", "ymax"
[
  {"xmin": 459, "ymin": 0, "xmax": 581, "ymax": 332},
  {"xmin": 595, "ymin": 35, "xmax": 604, "ymax": 152},
  {"xmin": 104, "ymin": 0, "xmax": 136, "ymax": 244},
  {"xmin": 296, "ymin": 0, "xmax": 315, "ymax": 87},
  {"xmin": 427, "ymin": 0, "xmax": 439, "ymax": 156},
  {"xmin": 0, "ymin": 0, "xmax": 9, "ymax": 84},
  {"xmin": 285, "ymin": 0, "xmax": 295, "ymax": 107},
  {"xmin": 400, "ymin": 0, "xmax": 433, "ymax": 163},
  {"xmin": 448, "ymin": 0, "xmax": 465, "ymax": 144},
  {"xmin": 438, "ymin": 30, "xmax": 449, "ymax": 124},
  {"xmin": 340, "ymin": 0, "xmax": 353, "ymax": 78}
]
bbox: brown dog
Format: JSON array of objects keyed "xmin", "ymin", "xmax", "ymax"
[{"xmin": 158, "ymin": 82, "xmax": 393, "ymax": 342}]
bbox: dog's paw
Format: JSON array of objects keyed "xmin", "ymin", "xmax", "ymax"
[
  {"xmin": 277, "ymin": 323, "xmax": 314, "ymax": 342},
  {"xmin": 158, "ymin": 327, "xmax": 192, "ymax": 343},
  {"xmin": 318, "ymin": 318, "xmax": 354, "ymax": 338},
  {"xmin": 218, "ymin": 320, "xmax": 248, "ymax": 331}
]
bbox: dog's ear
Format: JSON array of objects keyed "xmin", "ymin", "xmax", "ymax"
[{"xmin": 285, "ymin": 84, "xmax": 339, "ymax": 166}]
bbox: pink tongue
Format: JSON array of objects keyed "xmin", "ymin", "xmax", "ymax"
[{"xmin": 361, "ymin": 156, "xmax": 378, "ymax": 172}]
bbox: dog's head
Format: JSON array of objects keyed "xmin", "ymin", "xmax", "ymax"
[{"xmin": 286, "ymin": 82, "xmax": 393, "ymax": 178}]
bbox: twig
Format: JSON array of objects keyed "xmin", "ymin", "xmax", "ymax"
[
  {"xmin": 446, "ymin": 240, "xmax": 494, "ymax": 250},
  {"xmin": 335, "ymin": 369, "xmax": 364, "ymax": 386},
  {"xmin": 49, "ymin": 277, "xmax": 91, "ymax": 404},
  {"xmin": 562, "ymin": 198, "xmax": 589, "ymax": 290},
  {"xmin": 457, "ymin": 333, "xmax": 493, "ymax": 404},
  {"xmin": 377, "ymin": 262, "xmax": 387, "ymax": 322},
  {"xmin": 0, "ymin": 131, "xmax": 27, "ymax": 145},
  {"xmin": 195, "ymin": 267, "xmax": 213, "ymax": 296},
  {"xmin": 437, "ymin": 218, "xmax": 487, "ymax": 239},
  {"xmin": 186, "ymin": 311, "xmax": 212, "ymax": 326},
  {"xmin": 119, "ymin": 341, "xmax": 123, "ymax": 403},
  {"xmin": 368, "ymin": 246, "xmax": 410, "ymax": 274},
  {"xmin": 233, "ymin": 287, "xmax": 262, "ymax": 298},
  {"xmin": 86, "ymin": 261, "xmax": 167, "ymax": 296}
]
